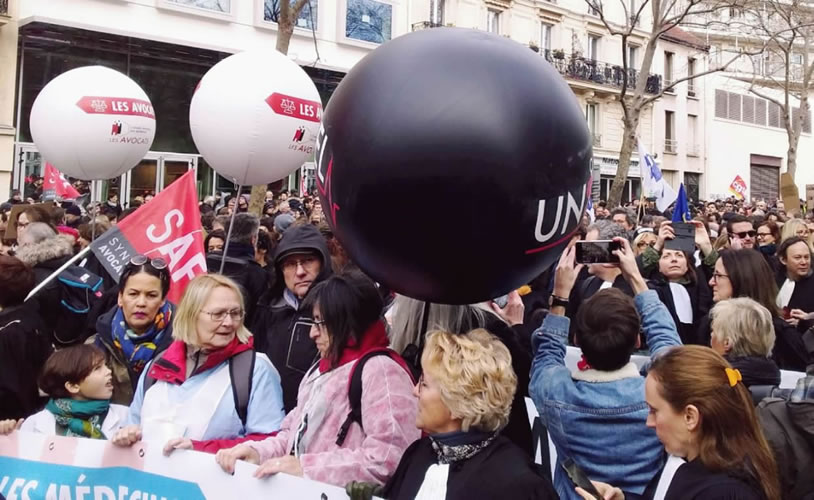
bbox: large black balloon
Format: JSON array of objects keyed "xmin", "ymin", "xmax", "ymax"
[{"xmin": 316, "ymin": 28, "xmax": 592, "ymax": 304}]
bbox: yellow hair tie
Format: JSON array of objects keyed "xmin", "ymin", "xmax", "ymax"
[{"xmin": 725, "ymin": 368, "xmax": 742, "ymax": 387}]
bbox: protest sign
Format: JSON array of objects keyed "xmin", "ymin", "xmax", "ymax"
[
  {"xmin": 0, "ymin": 431, "xmax": 357, "ymax": 500},
  {"xmin": 729, "ymin": 175, "xmax": 747, "ymax": 200},
  {"xmin": 780, "ymin": 173, "xmax": 801, "ymax": 217},
  {"xmin": 89, "ymin": 170, "xmax": 206, "ymax": 303}
]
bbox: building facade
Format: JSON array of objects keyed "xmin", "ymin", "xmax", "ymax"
[{"xmin": 3, "ymin": 0, "xmax": 711, "ymax": 206}]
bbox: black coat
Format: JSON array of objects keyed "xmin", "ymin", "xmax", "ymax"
[
  {"xmin": 726, "ymin": 355, "xmax": 781, "ymax": 388},
  {"xmin": 251, "ymin": 225, "xmax": 333, "ymax": 413},
  {"xmin": 0, "ymin": 302, "xmax": 52, "ymax": 420},
  {"xmin": 567, "ymin": 273, "xmax": 635, "ymax": 343},
  {"xmin": 381, "ymin": 435, "xmax": 558, "ymax": 500},
  {"xmin": 206, "ymin": 242, "xmax": 269, "ymax": 325},
  {"xmin": 644, "ymin": 458, "xmax": 765, "ymax": 500},
  {"xmin": 649, "ymin": 273, "xmax": 712, "ymax": 345}
]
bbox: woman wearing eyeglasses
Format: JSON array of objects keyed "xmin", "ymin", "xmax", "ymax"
[
  {"xmin": 702, "ymin": 249, "xmax": 811, "ymax": 371},
  {"xmin": 91, "ymin": 257, "xmax": 175, "ymax": 406},
  {"xmin": 112, "ymin": 274, "xmax": 285, "ymax": 455},
  {"xmin": 215, "ymin": 272, "xmax": 419, "ymax": 488}
]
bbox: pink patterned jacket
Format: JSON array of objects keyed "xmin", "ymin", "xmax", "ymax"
[{"xmin": 248, "ymin": 353, "xmax": 420, "ymax": 487}]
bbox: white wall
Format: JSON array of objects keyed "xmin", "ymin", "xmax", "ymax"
[
  {"xmin": 18, "ymin": 0, "xmax": 415, "ymax": 73},
  {"xmin": 704, "ymin": 73, "xmax": 814, "ymax": 200}
]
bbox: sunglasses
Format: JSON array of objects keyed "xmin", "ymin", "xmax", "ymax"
[
  {"xmin": 732, "ymin": 230, "xmax": 756, "ymax": 239},
  {"xmin": 130, "ymin": 255, "xmax": 168, "ymax": 269}
]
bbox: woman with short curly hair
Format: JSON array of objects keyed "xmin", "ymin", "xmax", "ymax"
[{"xmin": 378, "ymin": 329, "xmax": 557, "ymax": 499}]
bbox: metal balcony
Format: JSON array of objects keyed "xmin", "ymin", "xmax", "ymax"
[
  {"xmin": 687, "ymin": 143, "xmax": 700, "ymax": 156},
  {"xmin": 0, "ymin": 0, "xmax": 8, "ymax": 20},
  {"xmin": 542, "ymin": 49, "xmax": 662, "ymax": 94},
  {"xmin": 592, "ymin": 133, "xmax": 602, "ymax": 147},
  {"xmin": 664, "ymin": 139, "xmax": 678, "ymax": 153}
]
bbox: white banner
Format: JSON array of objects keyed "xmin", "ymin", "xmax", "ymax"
[{"xmin": 0, "ymin": 432, "xmax": 357, "ymax": 500}]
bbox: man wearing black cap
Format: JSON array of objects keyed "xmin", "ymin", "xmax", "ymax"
[
  {"xmin": 63, "ymin": 204, "xmax": 84, "ymax": 228},
  {"xmin": 251, "ymin": 224, "xmax": 333, "ymax": 412}
]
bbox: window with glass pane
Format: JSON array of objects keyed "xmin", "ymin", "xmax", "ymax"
[
  {"xmin": 664, "ymin": 51, "xmax": 674, "ymax": 84},
  {"xmin": 586, "ymin": 103, "xmax": 598, "ymax": 135},
  {"xmin": 588, "ymin": 35, "xmax": 599, "ymax": 60},
  {"xmin": 264, "ymin": 0, "xmax": 318, "ymax": 30},
  {"xmin": 346, "ymin": 0, "xmax": 392, "ymax": 43},
  {"xmin": 628, "ymin": 44, "xmax": 638, "ymax": 67},
  {"xmin": 541, "ymin": 23, "xmax": 552, "ymax": 52},
  {"xmin": 487, "ymin": 9, "xmax": 500, "ymax": 34}
]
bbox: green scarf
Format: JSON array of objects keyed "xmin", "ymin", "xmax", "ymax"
[{"xmin": 45, "ymin": 398, "xmax": 110, "ymax": 439}]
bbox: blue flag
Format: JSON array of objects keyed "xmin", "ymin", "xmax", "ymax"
[{"xmin": 672, "ymin": 183, "xmax": 691, "ymax": 222}]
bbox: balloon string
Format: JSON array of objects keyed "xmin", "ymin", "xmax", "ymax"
[{"xmin": 220, "ymin": 184, "xmax": 242, "ymax": 274}]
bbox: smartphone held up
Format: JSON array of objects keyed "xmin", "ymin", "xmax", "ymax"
[{"xmin": 575, "ymin": 240, "xmax": 622, "ymax": 265}]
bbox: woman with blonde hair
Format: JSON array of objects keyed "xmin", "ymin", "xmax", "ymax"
[
  {"xmin": 577, "ymin": 346, "xmax": 780, "ymax": 500},
  {"xmin": 112, "ymin": 274, "xmax": 285, "ymax": 454},
  {"xmin": 780, "ymin": 218, "xmax": 813, "ymax": 249},
  {"xmin": 377, "ymin": 329, "xmax": 556, "ymax": 499},
  {"xmin": 709, "ymin": 298, "xmax": 780, "ymax": 390}
]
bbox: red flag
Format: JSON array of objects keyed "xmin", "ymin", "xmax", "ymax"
[
  {"xmin": 89, "ymin": 170, "xmax": 206, "ymax": 304},
  {"xmin": 729, "ymin": 175, "xmax": 747, "ymax": 200},
  {"xmin": 43, "ymin": 163, "xmax": 81, "ymax": 200}
]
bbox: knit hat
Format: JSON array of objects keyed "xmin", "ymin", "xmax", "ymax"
[
  {"xmin": 65, "ymin": 204, "xmax": 82, "ymax": 216},
  {"xmin": 274, "ymin": 214, "xmax": 296, "ymax": 234}
]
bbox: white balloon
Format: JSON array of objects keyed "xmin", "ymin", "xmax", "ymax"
[
  {"xmin": 30, "ymin": 66, "xmax": 156, "ymax": 181},
  {"xmin": 189, "ymin": 50, "xmax": 322, "ymax": 186}
]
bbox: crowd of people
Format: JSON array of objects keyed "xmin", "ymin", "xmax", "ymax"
[{"xmin": 0, "ymin": 188, "xmax": 813, "ymax": 500}]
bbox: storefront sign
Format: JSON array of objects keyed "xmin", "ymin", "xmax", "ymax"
[{"xmin": 595, "ymin": 155, "xmax": 641, "ymax": 178}]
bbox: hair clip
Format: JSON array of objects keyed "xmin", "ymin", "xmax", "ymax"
[{"xmin": 725, "ymin": 367, "xmax": 742, "ymax": 387}]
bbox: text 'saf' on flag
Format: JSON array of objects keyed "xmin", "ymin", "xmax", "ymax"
[
  {"xmin": 42, "ymin": 163, "xmax": 81, "ymax": 201},
  {"xmin": 89, "ymin": 170, "xmax": 206, "ymax": 303}
]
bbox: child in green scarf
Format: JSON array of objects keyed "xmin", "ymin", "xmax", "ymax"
[{"xmin": 0, "ymin": 345, "xmax": 129, "ymax": 439}]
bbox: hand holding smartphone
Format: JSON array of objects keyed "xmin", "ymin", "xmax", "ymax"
[
  {"xmin": 561, "ymin": 457, "xmax": 602, "ymax": 499},
  {"xmin": 575, "ymin": 240, "xmax": 622, "ymax": 264}
]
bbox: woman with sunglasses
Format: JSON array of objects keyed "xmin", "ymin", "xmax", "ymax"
[
  {"xmin": 91, "ymin": 256, "xmax": 174, "ymax": 406},
  {"xmin": 112, "ymin": 274, "xmax": 285, "ymax": 454},
  {"xmin": 215, "ymin": 272, "xmax": 419, "ymax": 487}
]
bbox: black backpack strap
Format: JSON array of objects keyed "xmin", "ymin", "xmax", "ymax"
[
  {"xmin": 229, "ymin": 349, "xmax": 256, "ymax": 428},
  {"xmin": 336, "ymin": 350, "xmax": 393, "ymax": 446}
]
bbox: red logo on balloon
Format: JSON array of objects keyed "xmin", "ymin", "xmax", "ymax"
[
  {"xmin": 76, "ymin": 96, "xmax": 155, "ymax": 119},
  {"xmin": 266, "ymin": 93, "xmax": 321, "ymax": 123}
]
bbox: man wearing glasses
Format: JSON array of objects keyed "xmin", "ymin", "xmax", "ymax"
[
  {"xmin": 252, "ymin": 224, "xmax": 333, "ymax": 412},
  {"xmin": 725, "ymin": 214, "xmax": 756, "ymax": 250}
]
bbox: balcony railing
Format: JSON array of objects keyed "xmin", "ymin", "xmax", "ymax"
[
  {"xmin": 542, "ymin": 49, "xmax": 662, "ymax": 94},
  {"xmin": 0, "ymin": 0, "xmax": 8, "ymax": 17},
  {"xmin": 592, "ymin": 133, "xmax": 602, "ymax": 147},
  {"xmin": 687, "ymin": 143, "xmax": 700, "ymax": 156},
  {"xmin": 664, "ymin": 139, "xmax": 678, "ymax": 153},
  {"xmin": 687, "ymin": 81, "xmax": 696, "ymax": 97}
]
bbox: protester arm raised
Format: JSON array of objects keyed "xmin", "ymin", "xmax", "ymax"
[{"xmin": 637, "ymin": 291, "xmax": 682, "ymax": 359}]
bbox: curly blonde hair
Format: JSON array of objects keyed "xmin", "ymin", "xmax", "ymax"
[{"xmin": 421, "ymin": 329, "xmax": 517, "ymax": 432}]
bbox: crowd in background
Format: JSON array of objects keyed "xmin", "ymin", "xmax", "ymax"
[{"xmin": 0, "ymin": 186, "xmax": 813, "ymax": 500}]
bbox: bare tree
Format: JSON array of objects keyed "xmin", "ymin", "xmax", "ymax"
[
  {"xmin": 585, "ymin": 0, "xmax": 742, "ymax": 207},
  {"xmin": 248, "ymin": 0, "xmax": 312, "ymax": 214},
  {"xmin": 742, "ymin": 0, "xmax": 814, "ymax": 182}
]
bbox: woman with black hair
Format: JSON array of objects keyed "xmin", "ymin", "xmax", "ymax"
[
  {"xmin": 89, "ymin": 256, "xmax": 174, "ymax": 405},
  {"xmin": 638, "ymin": 221, "xmax": 713, "ymax": 345},
  {"xmin": 216, "ymin": 271, "xmax": 419, "ymax": 488}
]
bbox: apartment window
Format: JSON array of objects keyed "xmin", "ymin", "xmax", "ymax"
[
  {"xmin": 687, "ymin": 114, "xmax": 698, "ymax": 156},
  {"xmin": 541, "ymin": 23, "xmax": 553, "ymax": 52},
  {"xmin": 588, "ymin": 1, "xmax": 600, "ymax": 15},
  {"xmin": 628, "ymin": 44, "xmax": 638, "ymax": 67},
  {"xmin": 586, "ymin": 103, "xmax": 599, "ymax": 145},
  {"xmin": 792, "ymin": 53, "xmax": 803, "ymax": 65},
  {"xmin": 665, "ymin": 111, "xmax": 676, "ymax": 153},
  {"xmin": 687, "ymin": 57, "xmax": 696, "ymax": 95},
  {"xmin": 345, "ymin": 0, "xmax": 393, "ymax": 44},
  {"xmin": 588, "ymin": 35, "xmax": 600, "ymax": 61},
  {"xmin": 664, "ymin": 51, "xmax": 674, "ymax": 88},
  {"xmin": 487, "ymin": 9, "xmax": 501, "ymax": 34},
  {"xmin": 430, "ymin": 0, "xmax": 444, "ymax": 25},
  {"xmin": 264, "ymin": 0, "xmax": 319, "ymax": 30}
]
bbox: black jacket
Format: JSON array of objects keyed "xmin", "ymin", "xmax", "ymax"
[
  {"xmin": 758, "ymin": 384, "xmax": 814, "ymax": 500},
  {"xmin": 0, "ymin": 302, "xmax": 52, "ymax": 420},
  {"xmin": 206, "ymin": 242, "xmax": 269, "ymax": 325},
  {"xmin": 250, "ymin": 225, "xmax": 333, "ymax": 412},
  {"xmin": 567, "ymin": 273, "xmax": 635, "ymax": 343},
  {"xmin": 382, "ymin": 435, "xmax": 557, "ymax": 500},
  {"xmin": 649, "ymin": 274, "xmax": 712, "ymax": 345},
  {"xmin": 645, "ymin": 458, "xmax": 765, "ymax": 500},
  {"xmin": 727, "ymin": 355, "xmax": 781, "ymax": 388}
]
